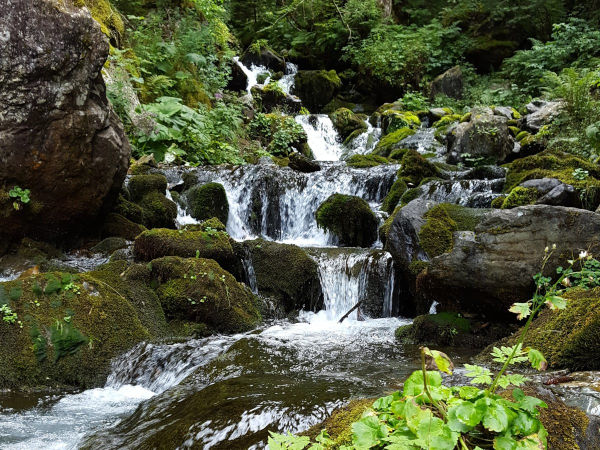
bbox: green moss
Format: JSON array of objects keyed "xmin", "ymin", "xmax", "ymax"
[
  {"xmin": 408, "ymin": 260, "xmax": 430, "ymax": 276},
  {"xmin": 389, "ymin": 148, "xmax": 409, "ymax": 161},
  {"xmin": 432, "ymin": 114, "xmax": 461, "ymax": 128},
  {"xmin": 382, "ymin": 110, "xmax": 421, "ymax": 134},
  {"xmin": 460, "ymin": 112, "xmax": 472, "ymax": 123},
  {"xmin": 133, "ymin": 228, "xmax": 235, "ymax": 271},
  {"xmin": 440, "ymin": 203, "xmax": 487, "ymax": 231},
  {"xmin": 128, "ymin": 174, "xmax": 167, "ymax": 203},
  {"xmin": 381, "ymin": 179, "xmax": 408, "ymax": 214},
  {"xmin": 345, "ymin": 154, "xmax": 389, "ymax": 168},
  {"xmin": 0, "ymin": 261, "xmax": 168, "ymax": 389},
  {"xmin": 330, "ymin": 108, "xmax": 367, "ymax": 139},
  {"xmin": 293, "ymin": 70, "xmax": 342, "ymax": 111},
  {"xmin": 491, "ymin": 196, "xmax": 506, "ymax": 209},
  {"xmin": 400, "ymin": 187, "xmax": 422, "ymax": 205},
  {"xmin": 149, "ymin": 257, "xmax": 261, "ymax": 334},
  {"xmin": 379, "ymin": 206, "xmax": 401, "ymax": 245},
  {"xmin": 373, "ymin": 128, "xmax": 416, "ymax": 157},
  {"xmin": 315, "ymin": 194, "xmax": 378, "ymax": 247},
  {"xmin": 102, "ymin": 213, "xmax": 146, "ymax": 240},
  {"xmin": 114, "ymin": 195, "xmax": 144, "ymax": 223},
  {"xmin": 508, "ymin": 126, "xmax": 520, "ymax": 137},
  {"xmin": 81, "ymin": 0, "xmax": 125, "ymax": 40},
  {"xmin": 246, "ymin": 240, "xmax": 322, "ymax": 312},
  {"xmin": 398, "ymin": 149, "xmax": 438, "ymax": 186},
  {"xmin": 187, "ymin": 182, "xmax": 229, "ymax": 224},
  {"xmin": 516, "ymin": 131, "xmax": 530, "ymax": 142},
  {"xmin": 418, "ymin": 204, "xmax": 458, "ymax": 258},
  {"xmin": 301, "ymin": 399, "xmax": 374, "ymax": 447},
  {"xmin": 501, "ymin": 187, "xmax": 539, "ymax": 209},
  {"xmin": 139, "ymin": 191, "xmax": 177, "ymax": 229}
]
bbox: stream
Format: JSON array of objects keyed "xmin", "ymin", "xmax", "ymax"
[{"xmin": 0, "ymin": 60, "xmax": 494, "ymax": 449}]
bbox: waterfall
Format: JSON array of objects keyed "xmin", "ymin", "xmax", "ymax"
[
  {"xmin": 308, "ymin": 248, "xmax": 396, "ymax": 321},
  {"xmin": 344, "ymin": 119, "xmax": 383, "ymax": 156},
  {"xmin": 417, "ymin": 179, "xmax": 504, "ymax": 207},
  {"xmin": 233, "ymin": 57, "xmax": 270, "ymax": 94},
  {"xmin": 279, "ymin": 62, "xmax": 298, "ymax": 95},
  {"xmin": 295, "ymin": 115, "xmax": 344, "ymax": 161},
  {"xmin": 182, "ymin": 162, "xmax": 398, "ymax": 245}
]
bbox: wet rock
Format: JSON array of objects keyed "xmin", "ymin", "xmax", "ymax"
[
  {"xmin": 147, "ymin": 256, "xmax": 261, "ymax": 333},
  {"xmin": 293, "ymin": 70, "xmax": 342, "ymax": 111},
  {"xmin": 520, "ymin": 177, "xmax": 563, "ymax": 195},
  {"xmin": 227, "ymin": 60, "xmax": 249, "ymax": 92},
  {"xmin": 241, "ymin": 47, "xmax": 286, "ymax": 73},
  {"xmin": 460, "ymin": 165, "xmax": 507, "ymax": 180},
  {"xmin": 251, "ymin": 84, "xmax": 302, "ymax": 114},
  {"xmin": 522, "ymin": 100, "xmax": 565, "ymax": 133},
  {"xmin": 448, "ymin": 112, "xmax": 515, "ymax": 164},
  {"xmin": 102, "ymin": 210, "xmax": 146, "ymax": 240},
  {"xmin": 288, "ymin": 152, "xmax": 321, "ymax": 173},
  {"xmin": 244, "ymin": 239, "xmax": 323, "ymax": 313},
  {"xmin": 329, "ymin": 108, "xmax": 367, "ymax": 140},
  {"xmin": 418, "ymin": 205, "xmax": 600, "ymax": 320},
  {"xmin": 90, "ymin": 237, "xmax": 128, "ymax": 255},
  {"xmin": 316, "ymin": 194, "xmax": 378, "ymax": 247},
  {"xmin": 430, "ymin": 66, "xmax": 463, "ymax": 100},
  {"xmin": 186, "ymin": 182, "xmax": 229, "ymax": 224},
  {"xmin": 0, "ymin": 0, "xmax": 130, "ymax": 242},
  {"xmin": 537, "ymin": 183, "xmax": 579, "ymax": 207}
]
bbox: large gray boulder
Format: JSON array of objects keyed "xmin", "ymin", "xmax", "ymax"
[
  {"xmin": 522, "ymin": 100, "xmax": 565, "ymax": 133},
  {"xmin": 0, "ymin": 0, "xmax": 130, "ymax": 242},
  {"xmin": 417, "ymin": 205, "xmax": 600, "ymax": 320},
  {"xmin": 430, "ymin": 66, "xmax": 463, "ymax": 100},
  {"xmin": 448, "ymin": 111, "xmax": 516, "ymax": 164}
]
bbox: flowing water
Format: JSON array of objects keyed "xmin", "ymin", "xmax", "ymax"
[{"xmin": 0, "ymin": 59, "xmax": 506, "ymax": 449}]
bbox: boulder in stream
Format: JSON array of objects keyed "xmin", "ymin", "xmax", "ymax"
[
  {"xmin": 418, "ymin": 205, "xmax": 600, "ymax": 320},
  {"xmin": 293, "ymin": 70, "xmax": 342, "ymax": 111},
  {"xmin": 0, "ymin": 0, "xmax": 130, "ymax": 243},
  {"xmin": 186, "ymin": 182, "xmax": 229, "ymax": 224}
]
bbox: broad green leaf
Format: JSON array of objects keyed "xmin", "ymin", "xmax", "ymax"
[
  {"xmin": 422, "ymin": 347, "xmax": 454, "ymax": 374},
  {"xmin": 385, "ymin": 432, "xmax": 419, "ymax": 449},
  {"xmin": 513, "ymin": 390, "xmax": 547, "ymax": 414},
  {"xmin": 352, "ymin": 415, "xmax": 388, "ymax": 449},
  {"xmin": 494, "ymin": 435, "xmax": 518, "ymax": 450},
  {"xmin": 545, "ymin": 295, "xmax": 567, "ymax": 310},
  {"xmin": 390, "ymin": 400, "xmax": 406, "ymax": 417},
  {"xmin": 480, "ymin": 399, "xmax": 510, "ymax": 433},
  {"xmin": 373, "ymin": 395, "xmax": 394, "ymax": 411},
  {"xmin": 512, "ymin": 411, "xmax": 540, "ymax": 436},
  {"xmin": 455, "ymin": 401, "xmax": 485, "ymax": 427},
  {"xmin": 403, "ymin": 370, "xmax": 443, "ymax": 397},
  {"xmin": 404, "ymin": 400, "xmax": 433, "ymax": 434},
  {"xmin": 509, "ymin": 302, "xmax": 531, "ymax": 320},
  {"xmin": 527, "ymin": 349, "xmax": 548, "ymax": 371},
  {"xmin": 267, "ymin": 432, "xmax": 310, "ymax": 450},
  {"xmin": 515, "ymin": 435, "xmax": 546, "ymax": 449},
  {"xmin": 447, "ymin": 405, "xmax": 472, "ymax": 433},
  {"xmin": 458, "ymin": 386, "xmax": 482, "ymax": 400},
  {"xmin": 415, "ymin": 417, "xmax": 458, "ymax": 450}
]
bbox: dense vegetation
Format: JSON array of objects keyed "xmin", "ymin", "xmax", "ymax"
[{"xmin": 100, "ymin": 0, "xmax": 600, "ymax": 166}]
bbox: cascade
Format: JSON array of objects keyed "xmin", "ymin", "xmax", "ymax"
[{"xmin": 294, "ymin": 114, "xmax": 345, "ymax": 161}]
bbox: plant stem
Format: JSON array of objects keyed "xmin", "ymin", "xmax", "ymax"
[{"xmin": 420, "ymin": 348, "xmax": 447, "ymax": 418}]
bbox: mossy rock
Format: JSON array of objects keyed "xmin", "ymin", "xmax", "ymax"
[
  {"xmin": 90, "ymin": 237, "xmax": 128, "ymax": 255},
  {"xmin": 501, "ymin": 187, "xmax": 539, "ymax": 209},
  {"xmin": 381, "ymin": 179, "xmax": 408, "ymax": 214},
  {"xmin": 183, "ymin": 217, "xmax": 227, "ymax": 233},
  {"xmin": 293, "ymin": 70, "xmax": 342, "ymax": 111},
  {"xmin": 373, "ymin": 128, "xmax": 416, "ymax": 157},
  {"xmin": 507, "ymin": 287, "xmax": 600, "ymax": 371},
  {"xmin": 139, "ymin": 191, "xmax": 177, "ymax": 229},
  {"xmin": 245, "ymin": 239, "xmax": 323, "ymax": 313},
  {"xmin": 432, "ymin": 114, "xmax": 461, "ymax": 128},
  {"xmin": 114, "ymin": 195, "xmax": 144, "ymax": 223},
  {"xmin": 301, "ymin": 399, "xmax": 374, "ymax": 447},
  {"xmin": 400, "ymin": 187, "xmax": 422, "ymax": 205},
  {"xmin": 379, "ymin": 206, "xmax": 401, "ymax": 246},
  {"xmin": 128, "ymin": 174, "xmax": 167, "ymax": 203},
  {"xmin": 381, "ymin": 110, "xmax": 421, "ymax": 134},
  {"xmin": 491, "ymin": 196, "xmax": 507, "ymax": 209},
  {"xmin": 316, "ymin": 194, "xmax": 378, "ymax": 248},
  {"xmin": 102, "ymin": 213, "xmax": 147, "ymax": 241},
  {"xmin": 505, "ymin": 151, "xmax": 600, "ymax": 209},
  {"xmin": 0, "ymin": 261, "xmax": 167, "ymax": 389},
  {"xmin": 133, "ymin": 229, "xmax": 235, "ymax": 272},
  {"xmin": 148, "ymin": 257, "xmax": 261, "ymax": 334},
  {"xmin": 398, "ymin": 149, "xmax": 438, "ymax": 186},
  {"xmin": 418, "ymin": 204, "xmax": 457, "ymax": 258},
  {"xmin": 187, "ymin": 182, "xmax": 229, "ymax": 224},
  {"xmin": 330, "ymin": 108, "xmax": 367, "ymax": 140},
  {"xmin": 389, "ymin": 148, "xmax": 409, "ymax": 161},
  {"xmin": 345, "ymin": 154, "xmax": 389, "ymax": 169},
  {"xmin": 79, "ymin": 0, "xmax": 125, "ymax": 44}
]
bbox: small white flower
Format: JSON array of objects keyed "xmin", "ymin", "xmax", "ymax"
[
  {"xmin": 552, "ymin": 244, "xmax": 557, "ymax": 250},
  {"xmin": 544, "ymin": 246, "xmax": 549, "ymax": 253},
  {"xmin": 579, "ymin": 250, "xmax": 588, "ymax": 259}
]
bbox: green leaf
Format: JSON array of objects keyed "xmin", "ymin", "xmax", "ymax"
[
  {"xmin": 390, "ymin": 400, "xmax": 406, "ymax": 417},
  {"xmin": 509, "ymin": 302, "xmax": 531, "ymax": 320},
  {"xmin": 352, "ymin": 415, "xmax": 388, "ymax": 449},
  {"xmin": 494, "ymin": 435, "xmax": 518, "ymax": 450},
  {"xmin": 267, "ymin": 432, "xmax": 309, "ymax": 450},
  {"xmin": 422, "ymin": 347, "xmax": 454, "ymax": 374},
  {"xmin": 527, "ymin": 349, "xmax": 548, "ymax": 371},
  {"xmin": 403, "ymin": 370, "xmax": 442, "ymax": 397},
  {"xmin": 545, "ymin": 295, "xmax": 567, "ymax": 310},
  {"xmin": 373, "ymin": 395, "xmax": 394, "ymax": 411},
  {"xmin": 447, "ymin": 406, "xmax": 472, "ymax": 433},
  {"xmin": 512, "ymin": 411, "xmax": 540, "ymax": 436},
  {"xmin": 415, "ymin": 417, "xmax": 458, "ymax": 450},
  {"xmin": 480, "ymin": 399, "xmax": 510, "ymax": 433},
  {"xmin": 464, "ymin": 364, "xmax": 493, "ymax": 385},
  {"xmin": 404, "ymin": 400, "xmax": 433, "ymax": 434},
  {"xmin": 455, "ymin": 401, "xmax": 485, "ymax": 427},
  {"xmin": 458, "ymin": 386, "xmax": 482, "ymax": 400},
  {"xmin": 513, "ymin": 389, "xmax": 548, "ymax": 413}
]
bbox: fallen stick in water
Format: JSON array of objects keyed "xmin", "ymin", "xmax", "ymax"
[{"xmin": 338, "ymin": 299, "xmax": 365, "ymax": 323}]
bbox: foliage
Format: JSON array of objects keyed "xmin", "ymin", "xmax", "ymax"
[
  {"xmin": 249, "ymin": 113, "xmax": 306, "ymax": 156},
  {"xmin": 131, "ymin": 96, "xmax": 244, "ymax": 164},
  {"xmin": 9, "ymin": 186, "xmax": 31, "ymax": 211},
  {"xmin": 344, "ymin": 20, "xmax": 471, "ymax": 91},
  {"xmin": 269, "ymin": 248, "xmax": 600, "ymax": 449},
  {"xmin": 502, "ymin": 19, "xmax": 600, "ymax": 95}
]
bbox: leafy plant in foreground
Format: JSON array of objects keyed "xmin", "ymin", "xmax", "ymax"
[
  {"xmin": 9, "ymin": 186, "xmax": 31, "ymax": 211},
  {"xmin": 269, "ymin": 246, "xmax": 594, "ymax": 449}
]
